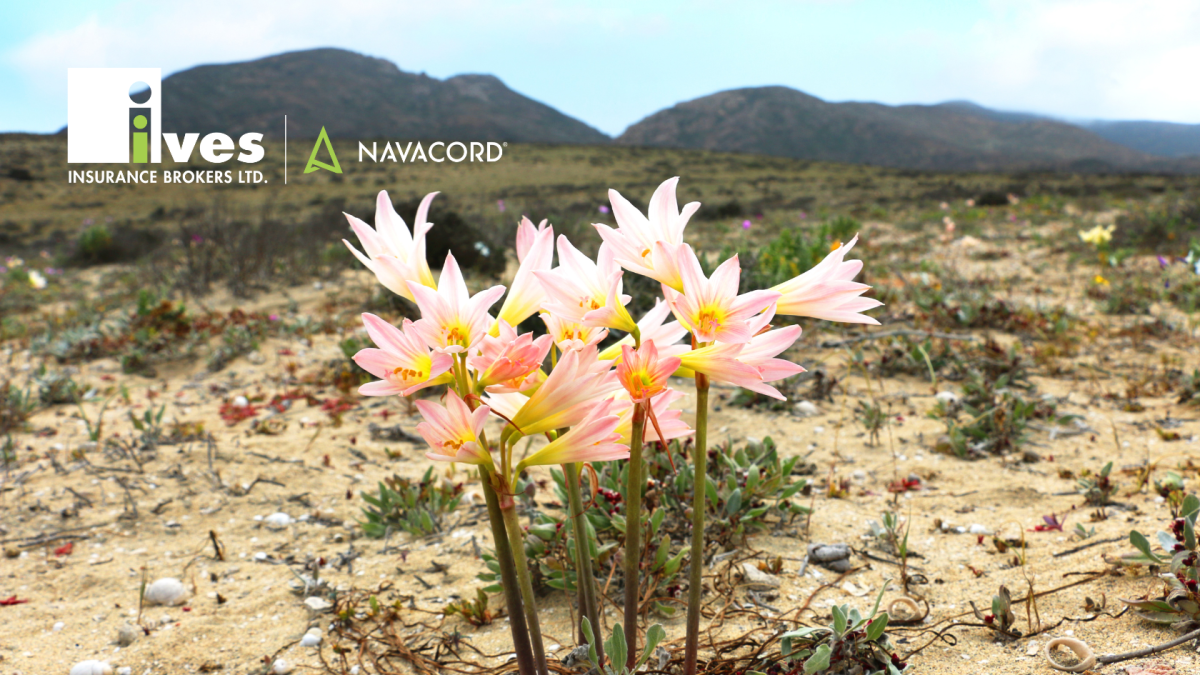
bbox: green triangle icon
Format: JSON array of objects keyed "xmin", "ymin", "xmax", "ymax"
[{"xmin": 304, "ymin": 126, "xmax": 342, "ymax": 174}]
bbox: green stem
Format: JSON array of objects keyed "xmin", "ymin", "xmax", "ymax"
[
  {"xmin": 565, "ymin": 462, "xmax": 605, "ymax": 665},
  {"xmin": 478, "ymin": 467, "xmax": 537, "ymax": 675},
  {"xmin": 624, "ymin": 402, "xmax": 647, "ymax": 670},
  {"xmin": 500, "ymin": 499, "xmax": 550, "ymax": 675},
  {"xmin": 683, "ymin": 374, "xmax": 709, "ymax": 675}
]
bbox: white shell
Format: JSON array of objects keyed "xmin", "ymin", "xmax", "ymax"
[
  {"xmin": 300, "ymin": 630, "xmax": 321, "ymax": 647},
  {"xmin": 52, "ymin": 621, "xmax": 65, "ymax": 631},
  {"xmin": 264, "ymin": 513, "xmax": 294, "ymax": 530},
  {"xmin": 70, "ymin": 661, "xmax": 113, "ymax": 675},
  {"xmin": 144, "ymin": 577, "xmax": 188, "ymax": 606},
  {"xmin": 1044, "ymin": 637, "xmax": 1096, "ymax": 672},
  {"xmin": 272, "ymin": 659, "xmax": 293, "ymax": 674}
]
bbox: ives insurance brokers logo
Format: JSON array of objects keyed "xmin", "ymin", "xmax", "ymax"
[{"xmin": 67, "ymin": 68, "xmax": 266, "ymax": 185}]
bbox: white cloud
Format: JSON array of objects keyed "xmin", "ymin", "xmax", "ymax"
[{"xmin": 937, "ymin": 0, "xmax": 1200, "ymax": 121}]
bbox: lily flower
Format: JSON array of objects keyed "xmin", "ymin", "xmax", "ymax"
[
  {"xmin": 353, "ymin": 313, "xmax": 454, "ymax": 397},
  {"xmin": 617, "ymin": 340, "xmax": 680, "ymax": 401},
  {"xmin": 496, "ymin": 217, "xmax": 554, "ymax": 328},
  {"xmin": 541, "ymin": 312, "xmax": 609, "ymax": 352},
  {"xmin": 612, "ymin": 389, "xmax": 692, "ymax": 445},
  {"xmin": 595, "ymin": 177, "xmax": 698, "ymax": 292},
  {"xmin": 600, "ymin": 299, "xmax": 688, "ymax": 361},
  {"xmin": 535, "ymin": 238, "xmax": 638, "ymax": 333},
  {"xmin": 771, "ymin": 235, "xmax": 882, "ymax": 324},
  {"xmin": 469, "ymin": 320, "xmax": 553, "ymax": 393},
  {"xmin": 516, "ymin": 399, "xmax": 627, "ymax": 471},
  {"xmin": 494, "ymin": 345, "xmax": 620, "ymax": 437},
  {"xmin": 734, "ymin": 308, "xmax": 806, "ymax": 398},
  {"xmin": 409, "ymin": 253, "xmax": 506, "ymax": 354},
  {"xmin": 676, "ymin": 342, "xmax": 768, "ymax": 394},
  {"xmin": 343, "ymin": 191, "xmax": 438, "ymax": 301},
  {"xmin": 665, "ymin": 248, "xmax": 779, "ymax": 345},
  {"xmin": 416, "ymin": 391, "xmax": 493, "ymax": 465},
  {"xmin": 516, "ymin": 217, "xmax": 552, "ymax": 264}
]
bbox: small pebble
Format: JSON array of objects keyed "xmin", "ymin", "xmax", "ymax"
[
  {"xmin": 264, "ymin": 513, "xmax": 294, "ymax": 530},
  {"xmin": 300, "ymin": 629, "xmax": 322, "ymax": 647},
  {"xmin": 52, "ymin": 621, "xmax": 65, "ymax": 631},
  {"xmin": 144, "ymin": 578, "xmax": 188, "ymax": 606},
  {"xmin": 118, "ymin": 622, "xmax": 140, "ymax": 646},
  {"xmin": 273, "ymin": 658, "xmax": 293, "ymax": 674},
  {"xmin": 70, "ymin": 661, "xmax": 112, "ymax": 675}
]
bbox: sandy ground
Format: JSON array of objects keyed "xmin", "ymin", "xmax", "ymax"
[{"xmin": 4, "ymin": 233, "xmax": 1200, "ymax": 675}]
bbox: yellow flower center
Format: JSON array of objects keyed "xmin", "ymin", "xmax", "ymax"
[
  {"xmin": 442, "ymin": 323, "xmax": 471, "ymax": 349},
  {"xmin": 694, "ymin": 306, "xmax": 726, "ymax": 336},
  {"xmin": 577, "ymin": 296, "xmax": 603, "ymax": 311},
  {"xmin": 389, "ymin": 356, "xmax": 431, "ymax": 385}
]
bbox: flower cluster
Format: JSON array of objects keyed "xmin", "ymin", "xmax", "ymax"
[{"xmin": 343, "ymin": 178, "xmax": 880, "ymax": 675}]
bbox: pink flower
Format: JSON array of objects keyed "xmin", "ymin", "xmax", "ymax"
[
  {"xmin": 416, "ymin": 391, "xmax": 493, "ymax": 465},
  {"xmin": 535, "ymin": 238, "xmax": 637, "ymax": 333},
  {"xmin": 665, "ymin": 248, "xmax": 779, "ymax": 345},
  {"xmin": 353, "ymin": 313, "xmax": 454, "ymax": 397},
  {"xmin": 612, "ymin": 389, "xmax": 692, "ymax": 445},
  {"xmin": 595, "ymin": 177, "xmax": 699, "ymax": 292},
  {"xmin": 408, "ymin": 253, "xmax": 506, "ymax": 354},
  {"xmin": 540, "ymin": 312, "xmax": 609, "ymax": 352},
  {"xmin": 732, "ymin": 308, "xmax": 805, "ymax": 399},
  {"xmin": 490, "ymin": 345, "xmax": 620, "ymax": 437},
  {"xmin": 742, "ymin": 220, "xmax": 751, "ymax": 230},
  {"xmin": 343, "ymin": 191, "xmax": 438, "ymax": 302},
  {"xmin": 599, "ymin": 299, "xmax": 687, "ymax": 361},
  {"xmin": 676, "ymin": 342, "xmax": 766, "ymax": 393},
  {"xmin": 598, "ymin": 205, "xmax": 610, "ymax": 214},
  {"xmin": 771, "ymin": 235, "xmax": 882, "ymax": 325},
  {"xmin": 497, "ymin": 199, "xmax": 506, "ymax": 212},
  {"xmin": 617, "ymin": 340, "xmax": 680, "ymax": 402},
  {"xmin": 516, "ymin": 399, "xmax": 626, "ymax": 470},
  {"xmin": 497, "ymin": 217, "xmax": 553, "ymax": 328},
  {"xmin": 515, "ymin": 217, "xmax": 551, "ymax": 264},
  {"xmin": 469, "ymin": 320, "xmax": 552, "ymax": 393}
]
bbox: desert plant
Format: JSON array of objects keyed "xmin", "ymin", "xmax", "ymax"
[
  {"xmin": 359, "ymin": 467, "xmax": 464, "ymax": 538},
  {"xmin": 780, "ymin": 588, "xmax": 907, "ymax": 674}
]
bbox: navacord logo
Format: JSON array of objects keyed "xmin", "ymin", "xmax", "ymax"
[{"xmin": 67, "ymin": 68, "xmax": 263, "ymax": 165}]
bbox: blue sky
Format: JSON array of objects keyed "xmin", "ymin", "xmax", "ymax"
[{"xmin": 3, "ymin": 0, "xmax": 1199, "ymax": 135}]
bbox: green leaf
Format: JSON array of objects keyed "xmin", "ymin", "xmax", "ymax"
[
  {"xmin": 726, "ymin": 488, "xmax": 743, "ymax": 516},
  {"xmin": 803, "ymin": 644, "xmax": 832, "ymax": 674},
  {"xmin": 581, "ymin": 617, "xmax": 599, "ymax": 665},
  {"xmin": 635, "ymin": 624, "xmax": 666, "ymax": 669},
  {"xmin": 1182, "ymin": 493, "xmax": 1200, "ymax": 521},
  {"xmin": 650, "ymin": 508, "xmax": 665, "ymax": 537},
  {"xmin": 1130, "ymin": 530, "xmax": 1166, "ymax": 563},
  {"xmin": 654, "ymin": 535, "xmax": 670, "ymax": 569},
  {"xmin": 606, "ymin": 623, "xmax": 628, "ymax": 675},
  {"xmin": 866, "ymin": 613, "xmax": 889, "ymax": 642},
  {"xmin": 705, "ymin": 477, "xmax": 718, "ymax": 507},
  {"xmin": 663, "ymin": 550, "xmax": 687, "ymax": 577},
  {"xmin": 831, "ymin": 604, "xmax": 847, "ymax": 635}
]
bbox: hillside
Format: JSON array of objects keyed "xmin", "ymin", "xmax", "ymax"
[
  {"xmin": 1081, "ymin": 120, "xmax": 1200, "ymax": 158},
  {"xmin": 616, "ymin": 86, "xmax": 1181, "ymax": 172},
  {"xmin": 158, "ymin": 48, "xmax": 610, "ymax": 144}
]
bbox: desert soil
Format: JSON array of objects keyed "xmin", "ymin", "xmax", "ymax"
[{"xmin": 3, "ymin": 229, "xmax": 1199, "ymax": 675}]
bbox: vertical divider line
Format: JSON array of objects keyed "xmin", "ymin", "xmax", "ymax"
[{"xmin": 284, "ymin": 115, "xmax": 287, "ymax": 185}]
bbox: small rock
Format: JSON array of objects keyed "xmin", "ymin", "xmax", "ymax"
[
  {"xmin": 3, "ymin": 546, "xmax": 19, "ymax": 558},
  {"xmin": 117, "ymin": 668, "xmax": 132, "ymax": 675},
  {"xmin": 264, "ymin": 513, "xmax": 294, "ymax": 530},
  {"xmin": 934, "ymin": 391, "xmax": 960, "ymax": 404},
  {"xmin": 247, "ymin": 352, "xmax": 266, "ymax": 365},
  {"xmin": 52, "ymin": 621, "xmax": 65, "ymax": 631},
  {"xmin": 741, "ymin": 563, "xmax": 781, "ymax": 590},
  {"xmin": 117, "ymin": 622, "xmax": 140, "ymax": 647},
  {"xmin": 793, "ymin": 400, "xmax": 821, "ymax": 418},
  {"xmin": 272, "ymin": 659, "xmax": 293, "ymax": 674},
  {"xmin": 300, "ymin": 628, "xmax": 322, "ymax": 647},
  {"xmin": 304, "ymin": 597, "xmax": 333, "ymax": 613},
  {"xmin": 143, "ymin": 578, "xmax": 188, "ymax": 606},
  {"xmin": 967, "ymin": 524, "xmax": 992, "ymax": 535},
  {"xmin": 807, "ymin": 543, "xmax": 852, "ymax": 572},
  {"xmin": 70, "ymin": 662, "xmax": 112, "ymax": 675}
]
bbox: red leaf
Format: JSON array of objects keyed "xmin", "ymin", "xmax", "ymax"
[
  {"xmin": 54, "ymin": 542, "xmax": 74, "ymax": 556},
  {"xmin": 0, "ymin": 595, "xmax": 29, "ymax": 606}
]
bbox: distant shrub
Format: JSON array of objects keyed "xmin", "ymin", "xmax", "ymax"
[
  {"xmin": 707, "ymin": 215, "xmax": 861, "ymax": 292},
  {"xmin": 78, "ymin": 225, "xmax": 114, "ymax": 261}
]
